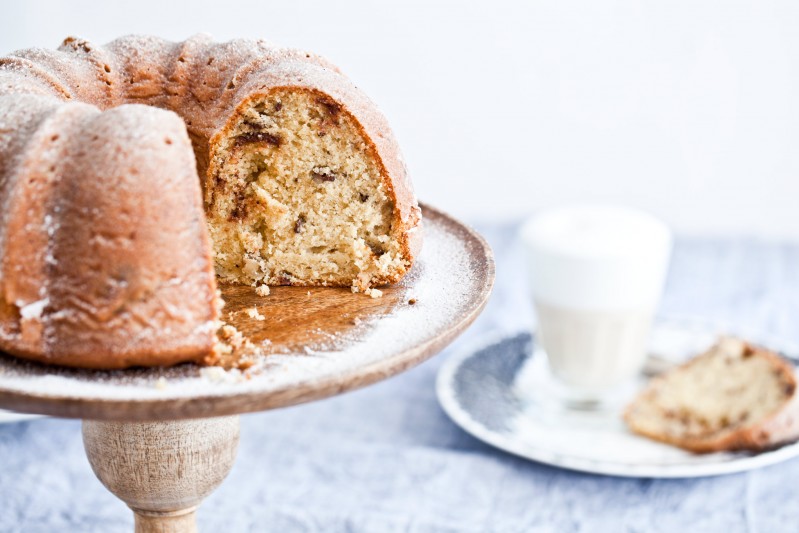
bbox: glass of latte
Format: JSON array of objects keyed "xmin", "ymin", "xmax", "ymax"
[{"xmin": 520, "ymin": 205, "xmax": 672, "ymax": 409}]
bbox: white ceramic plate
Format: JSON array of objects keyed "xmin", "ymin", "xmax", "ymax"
[{"xmin": 436, "ymin": 319, "xmax": 799, "ymax": 478}]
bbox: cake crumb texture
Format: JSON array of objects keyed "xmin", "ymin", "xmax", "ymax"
[
  {"xmin": 207, "ymin": 89, "xmax": 414, "ymax": 289},
  {"xmin": 625, "ymin": 337, "xmax": 799, "ymax": 453}
]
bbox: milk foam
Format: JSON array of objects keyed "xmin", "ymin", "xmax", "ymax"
[{"xmin": 520, "ymin": 205, "xmax": 672, "ymax": 310}]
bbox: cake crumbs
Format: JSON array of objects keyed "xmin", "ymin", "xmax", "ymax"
[
  {"xmin": 352, "ymin": 285, "xmax": 382, "ymax": 298},
  {"xmin": 214, "ymin": 289, "xmax": 226, "ymax": 313},
  {"xmin": 219, "ymin": 324, "xmax": 244, "ymax": 345},
  {"xmin": 245, "ymin": 307, "xmax": 265, "ymax": 321},
  {"xmin": 408, "ymin": 298, "xmax": 417, "ymax": 305},
  {"xmin": 211, "ymin": 322, "xmax": 259, "ymax": 369},
  {"xmin": 200, "ymin": 366, "xmax": 232, "ymax": 383},
  {"xmin": 255, "ymin": 284, "xmax": 270, "ymax": 297}
]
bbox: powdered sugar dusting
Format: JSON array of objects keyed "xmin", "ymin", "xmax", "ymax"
[
  {"xmin": 0, "ymin": 213, "xmax": 492, "ymax": 415},
  {"xmin": 18, "ymin": 299, "xmax": 49, "ymax": 320}
]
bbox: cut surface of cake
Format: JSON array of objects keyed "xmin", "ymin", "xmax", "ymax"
[
  {"xmin": 207, "ymin": 88, "xmax": 412, "ymax": 289},
  {"xmin": 624, "ymin": 337, "xmax": 799, "ymax": 453},
  {"xmin": 0, "ymin": 35, "xmax": 422, "ymax": 369}
]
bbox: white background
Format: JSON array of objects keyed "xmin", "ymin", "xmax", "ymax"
[{"xmin": 3, "ymin": 0, "xmax": 798, "ymax": 238}]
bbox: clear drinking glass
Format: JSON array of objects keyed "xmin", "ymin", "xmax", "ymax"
[{"xmin": 519, "ymin": 205, "xmax": 672, "ymax": 410}]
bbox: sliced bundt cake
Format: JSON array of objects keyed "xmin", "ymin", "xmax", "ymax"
[{"xmin": 0, "ymin": 35, "xmax": 421, "ymax": 369}]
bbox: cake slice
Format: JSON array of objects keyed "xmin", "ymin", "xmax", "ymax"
[{"xmin": 624, "ymin": 337, "xmax": 799, "ymax": 453}]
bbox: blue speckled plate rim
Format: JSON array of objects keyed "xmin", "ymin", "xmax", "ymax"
[{"xmin": 436, "ymin": 317, "xmax": 799, "ymax": 478}]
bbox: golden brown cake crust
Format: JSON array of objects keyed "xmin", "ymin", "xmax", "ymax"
[
  {"xmin": 624, "ymin": 339, "xmax": 799, "ymax": 453},
  {"xmin": 0, "ymin": 35, "xmax": 421, "ymax": 368}
]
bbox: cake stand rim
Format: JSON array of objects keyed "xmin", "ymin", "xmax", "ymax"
[{"xmin": 0, "ymin": 204, "xmax": 495, "ymax": 421}]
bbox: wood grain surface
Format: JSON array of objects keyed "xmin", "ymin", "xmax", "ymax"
[
  {"xmin": 220, "ymin": 280, "xmax": 407, "ymax": 354},
  {"xmin": 82, "ymin": 416, "xmax": 240, "ymax": 532}
]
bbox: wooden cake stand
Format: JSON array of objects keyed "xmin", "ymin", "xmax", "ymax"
[{"xmin": 0, "ymin": 205, "xmax": 493, "ymax": 532}]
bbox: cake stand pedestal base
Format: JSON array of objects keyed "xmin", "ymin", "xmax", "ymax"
[{"xmin": 82, "ymin": 416, "xmax": 240, "ymax": 533}]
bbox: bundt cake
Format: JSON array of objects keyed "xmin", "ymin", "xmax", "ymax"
[{"xmin": 0, "ymin": 34, "xmax": 422, "ymax": 369}]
